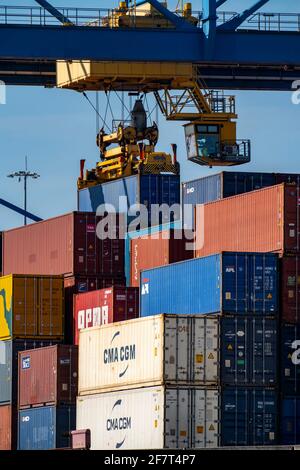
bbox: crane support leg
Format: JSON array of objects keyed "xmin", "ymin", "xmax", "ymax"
[{"xmin": 218, "ymin": 0, "xmax": 269, "ymax": 30}]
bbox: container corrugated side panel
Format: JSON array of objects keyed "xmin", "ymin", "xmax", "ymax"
[
  {"xmin": 78, "ymin": 175, "xmax": 138, "ymax": 212},
  {"xmin": 280, "ymin": 324, "xmax": 300, "ymax": 396},
  {"xmin": 0, "ymin": 405, "xmax": 13, "ymax": 450},
  {"xmin": 195, "ymin": 184, "xmax": 285, "ymax": 258},
  {"xmin": 76, "ymin": 386, "xmax": 219, "ymax": 450},
  {"xmin": 222, "ymin": 172, "xmax": 276, "ymax": 198},
  {"xmin": 2, "ymin": 213, "xmax": 74, "ymax": 276},
  {"xmin": 182, "ymin": 172, "xmax": 276, "ymax": 229},
  {"xmin": 221, "ymin": 388, "xmax": 278, "ymax": 446},
  {"xmin": 280, "ymin": 397, "xmax": 300, "ymax": 445},
  {"xmin": 78, "ymin": 315, "xmax": 219, "ymax": 395},
  {"xmin": 125, "ymin": 221, "xmax": 181, "ymax": 286},
  {"xmin": 140, "ymin": 253, "xmax": 278, "ymax": 317},
  {"xmin": 182, "ymin": 173, "xmax": 222, "ymax": 229},
  {"xmin": 140, "ymin": 255, "xmax": 221, "ymax": 316},
  {"xmin": 18, "ymin": 405, "xmax": 75, "ymax": 450}
]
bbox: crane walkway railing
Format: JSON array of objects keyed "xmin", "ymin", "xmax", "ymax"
[{"xmin": 0, "ymin": 6, "xmax": 300, "ymax": 32}]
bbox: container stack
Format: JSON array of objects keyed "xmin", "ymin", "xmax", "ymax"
[
  {"xmin": 2, "ymin": 212, "xmax": 126, "ymax": 343},
  {"xmin": 17, "ymin": 345, "xmax": 78, "ymax": 450},
  {"xmin": 0, "ymin": 274, "xmax": 64, "ymax": 449},
  {"xmin": 183, "ymin": 171, "xmax": 300, "ymax": 446},
  {"xmin": 139, "ymin": 252, "xmax": 279, "ymax": 447},
  {"xmin": 76, "ymin": 315, "xmax": 221, "ymax": 449},
  {"xmin": 279, "ymin": 255, "xmax": 300, "ymax": 444}
]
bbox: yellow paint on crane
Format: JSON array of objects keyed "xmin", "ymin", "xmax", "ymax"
[{"xmin": 56, "ymin": 60, "xmax": 193, "ymax": 91}]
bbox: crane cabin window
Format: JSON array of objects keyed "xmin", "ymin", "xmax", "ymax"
[{"xmin": 195, "ymin": 124, "xmax": 220, "ymax": 158}]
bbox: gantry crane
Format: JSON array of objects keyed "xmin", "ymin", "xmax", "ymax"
[
  {"xmin": 1, "ymin": 0, "xmax": 299, "ymax": 185},
  {"xmin": 55, "ymin": 1, "xmax": 250, "ymax": 189}
]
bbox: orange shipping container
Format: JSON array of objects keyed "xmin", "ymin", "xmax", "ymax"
[
  {"xmin": 0, "ymin": 405, "xmax": 14, "ymax": 450},
  {"xmin": 130, "ymin": 229, "xmax": 194, "ymax": 287},
  {"xmin": 195, "ymin": 183, "xmax": 300, "ymax": 258},
  {"xmin": 0, "ymin": 275, "xmax": 64, "ymax": 340}
]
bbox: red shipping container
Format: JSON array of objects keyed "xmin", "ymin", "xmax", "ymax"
[
  {"xmin": 281, "ymin": 255, "xmax": 300, "ymax": 323},
  {"xmin": 130, "ymin": 229, "xmax": 194, "ymax": 287},
  {"xmin": 0, "ymin": 404, "xmax": 14, "ymax": 450},
  {"xmin": 2, "ymin": 212, "xmax": 125, "ymax": 277},
  {"xmin": 18, "ymin": 345, "xmax": 78, "ymax": 409},
  {"xmin": 64, "ymin": 275, "xmax": 126, "ymax": 343},
  {"xmin": 74, "ymin": 286, "xmax": 139, "ymax": 345},
  {"xmin": 195, "ymin": 184, "xmax": 300, "ymax": 258}
]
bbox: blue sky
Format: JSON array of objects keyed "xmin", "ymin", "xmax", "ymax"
[{"xmin": 1, "ymin": 0, "xmax": 300, "ymax": 229}]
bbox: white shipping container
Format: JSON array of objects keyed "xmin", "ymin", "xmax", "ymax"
[
  {"xmin": 78, "ymin": 314, "xmax": 219, "ymax": 395},
  {"xmin": 76, "ymin": 386, "xmax": 219, "ymax": 449}
]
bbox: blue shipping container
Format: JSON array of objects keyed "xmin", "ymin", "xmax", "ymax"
[
  {"xmin": 221, "ymin": 387, "xmax": 278, "ymax": 446},
  {"xmin": 18, "ymin": 406, "xmax": 76, "ymax": 450},
  {"xmin": 124, "ymin": 220, "xmax": 182, "ymax": 285},
  {"xmin": 221, "ymin": 317, "xmax": 278, "ymax": 386},
  {"xmin": 281, "ymin": 324, "xmax": 300, "ymax": 396},
  {"xmin": 140, "ymin": 253, "xmax": 278, "ymax": 316},
  {"xmin": 78, "ymin": 174, "xmax": 180, "ymax": 229},
  {"xmin": 280, "ymin": 397, "xmax": 300, "ymax": 445},
  {"xmin": 182, "ymin": 171, "xmax": 300, "ymax": 229}
]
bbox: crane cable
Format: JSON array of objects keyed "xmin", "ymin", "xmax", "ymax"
[{"xmin": 82, "ymin": 91, "xmax": 111, "ymax": 132}]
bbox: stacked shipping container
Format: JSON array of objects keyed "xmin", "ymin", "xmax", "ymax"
[
  {"xmin": 73, "ymin": 286, "xmax": 139, "ymax": 345},
  {"xmin": 17, "ymin": 345, "xmax": 78, "ymax": 450},
  {"xmin": 0, "ymin": 274, "xmax": 65, "ymax": 449},
  {"xmin": 138, "ymin": 252, "xmax": 279, "ymax": 446},
  {"xmin": 78, "ymin": 174, "xmax": 180, "ymax": 229},
  {"xmin": 2, "ymin": 212, "xmax": 126, "ymax": 343}
]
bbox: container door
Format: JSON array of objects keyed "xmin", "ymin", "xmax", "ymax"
[
  {"xmin": 39, "ymin": 277, "xmax": 64, "ymax": 338},
  {"xmin": 73, "ymin": 214, "xmax": 98, "ymax": 275},
  {"xmin": 251, "ymin": 389, "xmax": 277, "ymax": 445},
  {"xmin": 248, "ymin": 254, "xmax": 278, "ymax": 315},
  {"xmin": 190, "ymin": 316, "xmax": 220, "ymax": 385},
  {"xmin": 164, "ymin": 316, "xmax": 190, "ymax": 383},
  {"xmin": 251, "ymin": 318, "xmax": 277, "ymax": 386},
  {"xmin": 57, "ymin": 347, "xmax": 78, "ymax": 405},
  {"xmin": 18, "ymin": 407, "xmax": 56, "ymax": 450},
  {"xmin": 164, "ymin": 388, "xmax": 190, "ymax": 449},
  {"xmin": 281, "ymin": 324, "xmax": 300, "ymax": 396},
  {"xmin": 280, "ymin": 397, "xmax": 300, "ymax": 445},
  {"xmin": 221, "ymin": 317, "xmax": 249, "ymax": 385},
  {"xmin": 281, "ymin": 256, "xmax": 300, "ymax": 323},
  {"xmin": 284, "ymin": 185, "xmax": 300, "ymax": 252},
  {"xmin": 222, "ymin": 253, "xmax": 278, "ymax": 315},
  {"xmin": 192, "ymin": 388, "xmax": 219, "ymax": 448},
  {"xmin": 13, "ymin": 277, "xmax": 38, "ymax": 337},
  {"xmin": 221, "ymin": 388, "xmax": 249, "ymax": 446},
  {"xmin": 222, "ymin": 172, "xmax": 275, "ymax": 198},
  {"xmin": 56, "ymin": 406, "xmax": 76, "ymax": 449}
]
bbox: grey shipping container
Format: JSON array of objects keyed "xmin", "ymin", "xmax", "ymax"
[
  {"xmin": 182, "ymin": 171, "xmax": 300, "ymax": 228},
  {"xmin": 18, "ymin": 405, "xmax": 75, "ymax": 450},
  {"xmin": 0, "ymin": 340, "xmax": 60, "ymax": 405},
  {"xmin": 78, "ymin": 174, "xmax": 180, "ymax": 229}
]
